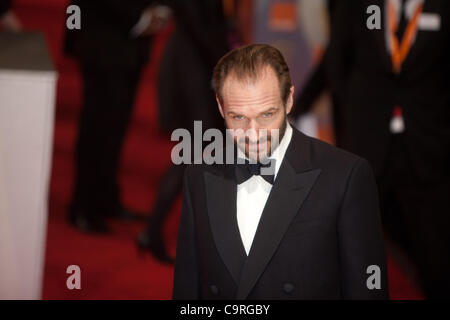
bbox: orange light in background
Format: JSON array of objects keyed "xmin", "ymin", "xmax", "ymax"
[{"xmin": 268, "ymin": 3, "xmax": 297, "ymax": 31}]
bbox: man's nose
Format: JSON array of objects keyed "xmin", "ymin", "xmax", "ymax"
[{"xmin": 245, "ymin": 120, "xmax": 260, "ymax": 141}]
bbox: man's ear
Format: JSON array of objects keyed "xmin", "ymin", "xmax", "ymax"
[
  {"xmin": 285, "ymin": 86, "xmax": 295, "ymax": 115},
  {"xmin": 216, "ymin": 95, "xmax": 225, "ymax": 118}
]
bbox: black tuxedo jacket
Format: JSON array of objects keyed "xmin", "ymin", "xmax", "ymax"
[
  {"xmin": 64, "ymin": 0, "xmax": 155, "ymax": 69},
  {"xmin": 173, "ymin": 127, "xmax": 388, "ymax": 299},
  {"xmin": 327, "ymin": 0, "xmax": 450, "ymax": 182}
]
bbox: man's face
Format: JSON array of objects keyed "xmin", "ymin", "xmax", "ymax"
[{"xmin": 217, "ymin": 66, "xmax": 294, "ymax": 162}]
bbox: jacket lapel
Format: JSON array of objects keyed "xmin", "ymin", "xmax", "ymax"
[
  {"xmin": 204, "ymin": 128, "xmax": 322, "ymax": 297},
  {"xmin": 236, "ymin": 129, "xmax": 321, "ymax": 299},
  {"xmin": 204, "ymin": 163, "xmax": 247, "ymax": 285}
]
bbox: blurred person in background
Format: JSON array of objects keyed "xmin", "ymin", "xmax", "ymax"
[
  {"xmin": 136, "ymin": 0, "xmax": 237, "ymax": 263},
  {"xmin": 328, "ymin": 0, "xmax": 450, "ymax": 298},
  {"xmin": 290, "ymin": 0, "xmax": 344, "ymax": 144},
  {"xmin": 298, "ymin": 0, "xmax": 331, "ymax": 64},
  {"xmin": 64, "ymin": 0, "xmax": 170, "ymax": 234},
  {"xmin": 0, "ymin": 0, "xmax": 21, "ymax": 32}
]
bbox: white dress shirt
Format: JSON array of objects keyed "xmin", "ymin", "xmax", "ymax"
[{"xmin": 236, "ymin": 122, "xmax": 293, "ymax": 255}]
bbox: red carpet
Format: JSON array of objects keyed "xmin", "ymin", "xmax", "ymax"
[{"xmin": 12, "ymin": 0, "xmax": 424, "ymax": 300}]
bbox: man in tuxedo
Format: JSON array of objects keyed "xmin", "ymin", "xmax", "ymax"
[
  {"xmin": 327, "ymin": 0, "xmax": 450, "ymax": 298},
  {"xmin": 64, "ymin": 0, "xmax": 168, "ymax": 233},
  {"xmin": 173, "ymin": 44, "xmax": 388, "ymax": 299}
]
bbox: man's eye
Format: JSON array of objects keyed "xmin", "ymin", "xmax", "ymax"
[
  {"xmin": 233, "ymin": 115, "xmax": 244, "ymax": 120},
  {"xmin": 263, "ymin": 112, "xmax": 273, "ymax": 118}
]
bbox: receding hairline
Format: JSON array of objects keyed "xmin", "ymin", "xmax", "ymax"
[
  {"xmin": 213, "ymin": 44, "xmax": 293, "ymax": 106},
  {"xmin": 220, "ymin": 64, "xmax": 282, "ymax": 98}
]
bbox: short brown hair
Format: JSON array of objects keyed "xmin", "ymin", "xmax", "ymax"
[{"xmin": 213, "ymin": 44, "xmax": 292, "ymax": 106}]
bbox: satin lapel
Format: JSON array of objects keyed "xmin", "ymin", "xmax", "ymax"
[
  {"xmin": 204, "ymin": 165, "xmax": 247, "ymax": 285},
  {"xmin": 236, "ymin": 129, "xmax": 322, "ymax": 300}
]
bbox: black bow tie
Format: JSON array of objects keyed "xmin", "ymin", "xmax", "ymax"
[{"xmin": 235, "ymin": 159, "xmax": 276, "ymax": 185}]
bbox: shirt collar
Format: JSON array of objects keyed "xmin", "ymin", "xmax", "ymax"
[{"xmin": 271, "ymin": 121, "xmax": 293, "ymax": 179}]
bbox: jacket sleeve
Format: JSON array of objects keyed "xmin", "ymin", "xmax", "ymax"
[
  {"xmin": 172, "ymin": 167, "xmax": 200, "ymax": 299},
  {"xmin": 338, "ymin": 158, "xmax": 389, "ymax": 299},
  {"xmin": 291, "ymin": 53, "xmax": 328, "ymax": 119}
]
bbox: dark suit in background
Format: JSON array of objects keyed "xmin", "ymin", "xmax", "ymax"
[
  {"xmin": 291, "ymin": 0, "xmax": 345, "ymax": 144},
  {"xmin": 0, "ymin": 0, "xmax": 11, "ymax": 17},
  {"xmin": 173, "ymin": 127, "xmax": 388, "ymax": 299},
  {"xmin": 137, "ymin": 0, "xmax": 230, "ymax": 261},
  {"xmin": 64, "ymin": 0, "xmax": 155, "ymax": 229},
  {"xmin": 158, "ymin": 0, "xmax": 229, "ymax": 133},
  {"xmin": 328, "ymin": 0, "xmax": 450, "ymax": 298}
]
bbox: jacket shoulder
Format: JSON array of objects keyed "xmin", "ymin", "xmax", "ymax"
[{"xmin": 303, "ymin": 132, "xmax": 371, "ymax": 175}]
